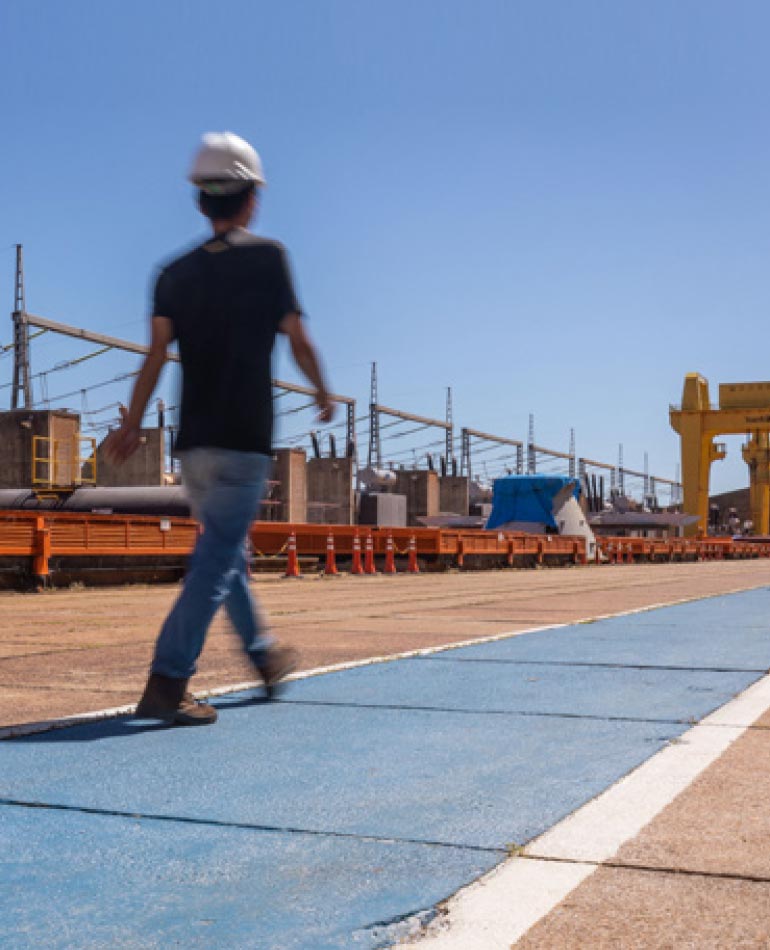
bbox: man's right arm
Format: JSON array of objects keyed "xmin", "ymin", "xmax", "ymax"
[{"xmin": 279, "ymin": 313, "xmax": 334, "ymax": 423}]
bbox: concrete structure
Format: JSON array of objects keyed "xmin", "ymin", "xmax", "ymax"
[
  {"xmin": 0, "ymin": 409, "xmax": 83, "ymax": 488},
  {"xmin": 95, "ymin": 428, "xmax": 166, "ymax": 487},
  {"xmin": 307, "ymin": 457, "xmax": 354, "ymax": 525},
  {"xmin": 395, "ymin": 469, "xmax": 439, "ymax": 526},
  {"xmin": 271, "ymin": 448, "xmax": 307, "ymax": 522},
  {"xmin": 359, "ymin": 492, "xmax": 408, "ymax": 527},
  {"xmin": 439, "ymin": 475, "xmax": 469, "ymax": 516}
]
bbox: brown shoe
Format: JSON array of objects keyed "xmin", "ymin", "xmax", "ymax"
[
  {"xmin": 135, "ymin": 673, "xmax": 218, "ymax": 726},
  {"xmin": 251, "ymin": 645, "xmax": 298, "ymax": 699},
  {"xmin": 175, "ymin": 691, "xmax": 218, "ymax": 726}
]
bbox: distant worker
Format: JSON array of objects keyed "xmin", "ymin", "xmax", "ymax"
[{"xmin": 106, "ymin": 132, "xmax": 334, "ymax": 725}]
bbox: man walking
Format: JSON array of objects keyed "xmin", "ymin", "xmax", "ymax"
[{"xmin": 107, "ymin": 131, "xmax": 333, "ymax": 725}]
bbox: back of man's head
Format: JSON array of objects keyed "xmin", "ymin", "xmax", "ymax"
[
  {"xmin": 197, "ymin": 183, "xmax": 255, "ymax": 221},
  {"xmin": 188, "ymin": 132, "xmax": 264, "ymax": 222}
]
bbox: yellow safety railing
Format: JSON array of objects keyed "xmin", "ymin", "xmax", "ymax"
[{"xmin": 32, "ymin": 435, "xmax": 97, "ymax": 489}]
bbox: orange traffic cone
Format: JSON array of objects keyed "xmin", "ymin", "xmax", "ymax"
[
  {"xmin": 364, "ymin": 532, "xmax": 376, "ymax": 574},
  {"xmin": 351, "ymin": 532, "xmax": 364, "ymax": 575},
  {"xmin": 407, "ymin": 535, "xmax": 419, "ymax": 573},
  {"xmin": 284, "ymin": 531, "xmax": 300, "ymax": 578},
  {"xmin": 324, "ymin": 531, "xmax": 338, "ymax": 576},
  {"xmin": 384, "ymin": 532, "xmax": 397, "ymax": 574}
]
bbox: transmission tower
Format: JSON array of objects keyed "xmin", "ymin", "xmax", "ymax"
[
  {"xmin": 445, "ymin": 386, "xmax": 454, "ymax": 470},
  {"xmin": 618, "ymin": 443, "xmax": 625, "ymax": 496},
  {"xmin": 11, "ymin": 244, "xmax": 31, "ymax": 409},
  {"xmin": 527, "ymin": 413, "xmax": 536, "ymax": 474},
  {"xmin": 367, "ymin": 362, "xmax": 381, "ymax": 469},
  {"xmin": 568, "ymin": 428, "xmax": 576, "ymax": 478},
  {"xmin": 644, "ymin": 451, "xmax": 650, "ymax": 498}
]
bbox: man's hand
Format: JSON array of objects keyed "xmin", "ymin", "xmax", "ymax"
[
  {"xmin": 103, "ymin": 406, "xmax": 142, "ymax": 463},
  {"xmin": 317, "ymin": 391, "xmax": 335, "ymax": 424},
  {"xmin": 104, "ymin": 316, "xmax": 172, "ymax": 463}
]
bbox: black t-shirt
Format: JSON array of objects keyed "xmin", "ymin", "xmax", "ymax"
[{"xmin": 152, "ymin": 229, "xmax": 301, "ymax": 454}]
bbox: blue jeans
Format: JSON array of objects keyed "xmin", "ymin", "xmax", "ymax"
[{"xmin": 151, "ymin": 447, "xmax": 274, "ymax": 680}]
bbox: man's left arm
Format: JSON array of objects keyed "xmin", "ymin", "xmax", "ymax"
[{"xmin": 104, "ymin": 315, "xmax": 174, "ymax": 462}]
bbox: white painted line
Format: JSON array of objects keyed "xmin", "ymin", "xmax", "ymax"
[
  {"xmin": 0, "ymin": 703, "xmax": 138, "ymax": 740},
  {"xmin": 0, "ymin": 624, "xmax": 565, "ymax": 741},
  {"xmin": 1, "ymin": 581, "xmax": 765, "ymax": 741},
  {"xmin": 397, "ymin": 670, "xmax": 770, "ymax": 949},
  {"xmin": 401, "ymin": 859, "xmax": 596, "ymax": 950}
]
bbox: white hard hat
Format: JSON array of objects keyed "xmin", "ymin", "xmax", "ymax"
[{"xmin": 189, "ymin": 131, "xmax": 265, "ymax": 194}]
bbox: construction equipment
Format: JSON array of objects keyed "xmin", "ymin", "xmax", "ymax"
[{"xmin": 670, "ymin": 373, "xmax": 770, "ymax": 535}]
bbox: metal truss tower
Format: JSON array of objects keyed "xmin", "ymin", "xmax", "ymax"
[
  {"xmin": 568, "ymin": 428, "xmax": 576, "ymax": 478},
  {"xmin": 367, "ymin": 361, "xmax": 381, "ymax": 469},
  {"xmin": 11, "ymin": 244, "xmax": 31, "ymax": 409},
  {"xmin": 445, "ymin": 387, "xmax": 454, "ymax": 471},
  {"xmin": 618, "ymin": 443, "xmax": 625, "ymax": 496},
  {"xmin": 644, "ymin": 451, "xmax": 650, "ymax": 498},
  {"xmin": 527, "ymin": 413, "xmax": 536, "ymax": 474}
]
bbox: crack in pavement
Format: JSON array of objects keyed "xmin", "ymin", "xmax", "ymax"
[
  {"xmin": 417, "ymin": 657, "xmax": 770, "ymax": 674},
  {"xmin": 0, "ymin": 796, "xmax": 506, "ymax": 856},
  {"xmin": 521, "ymin": 851, "xmax": 770, "ymax": 886},
  {"xmin": 272, "ymin": 697, "xmax": 767, "ymax": 730}
]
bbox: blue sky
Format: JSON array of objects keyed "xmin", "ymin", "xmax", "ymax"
[{"xmin": 1, "ymin": 1, "xmax": 769, "ymax": 493}]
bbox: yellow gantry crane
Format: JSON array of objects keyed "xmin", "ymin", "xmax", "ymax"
[{"xmin": 670, "ymin": 373, "xmax": 770, "ymax": 536}]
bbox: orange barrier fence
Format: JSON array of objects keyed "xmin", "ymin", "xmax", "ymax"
[
  {"xmin": 595, "ymin": 535, "xmax": 770, "ymax": 563},
  {"xmin": 246, "ymin": 524, "xmax": 770, "ymax": 567},
  {"xmin": 0, "ymin": 510, "xmax": 198, "ymax": 578},
  {"xmin": 2, "ymin": 509, "xmax": 770, "ymax": 583},
  {"xmin": 248, "ymin": 523, "xmax": 588, "ymax": 567}
]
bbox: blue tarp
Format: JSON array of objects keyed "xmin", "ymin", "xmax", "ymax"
[{"xmin": 485, "ymin": 475, "xmax": 581, "ymax": 530}]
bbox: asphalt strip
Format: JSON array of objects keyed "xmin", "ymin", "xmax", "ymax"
[{"xmin": 395, "ymin": 666, "xmax": 770, "ymax": 949}]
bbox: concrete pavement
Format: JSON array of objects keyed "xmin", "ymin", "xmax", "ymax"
[
  {"xmin": 2, "ymin": 567, "xmax": 770, "ymax": 948},
  {"xmin": 1, "ymin": 560, "xmax": 768, "ymax": 729}
]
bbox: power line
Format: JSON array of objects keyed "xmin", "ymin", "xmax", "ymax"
[
  {"xmin": 0, "ymin": 345, "xmax": 113, "ymax": 391},
  {"xmin": 382, "ymin": 423, "xmax": 436, "ymax": 441},
  {"xmin": 274, "ymin": 399, "xmax": 319, "ymax": 418},
  {"xmin": 31, "ymin": 370, "xmax": 140, "ymax": 407}
]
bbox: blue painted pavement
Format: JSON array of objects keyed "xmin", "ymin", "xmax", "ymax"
[{"xmin": 2, "ymin": 587, "xmax": 769, "ymax": 949}]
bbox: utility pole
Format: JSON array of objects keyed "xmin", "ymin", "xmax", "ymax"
[
  {"xmin": 445, "ymin": 387, "xmax": 453, "ymax": 471},
  {"xmin": 644, "ymin": 451, "xmax": 650, "ymax": 499},
  {"xmin": 618, "ymin": 443, "xmax": 625, "ymax": 496},
  {"xmin": 11, "ymin": 244, "xmax": 31, "ymax": 409},
  {"xmin": 367, "ymin": 362, "xmax": 381, "ymax": 470},
  {"xmin": 527, "ymin": 413, "xmax": 536, "ymax": 474},
  {"xmin": 346, "ymin": 403, "xmax": 356, "ymax": 463},
  {"xmin": 460, "ymin": 428, "xmax": 471, "ymax": 478}
]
